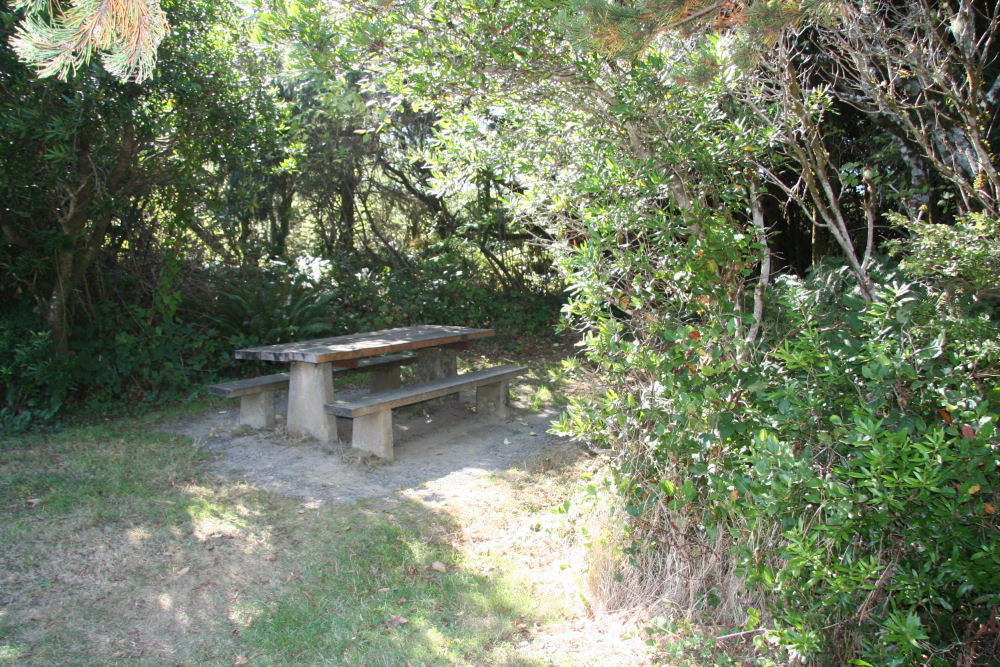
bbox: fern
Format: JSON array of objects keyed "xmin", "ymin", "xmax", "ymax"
[{"xmin": 208, "ymin": 266, "xmax": 338, "ymax": 345}]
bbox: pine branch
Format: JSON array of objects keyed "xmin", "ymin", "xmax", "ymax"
[{"xmin": 11, "ymin": 0, "xmax": 168, "ymax": 82}]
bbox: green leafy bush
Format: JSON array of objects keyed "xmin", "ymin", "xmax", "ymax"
[
  {"xmin": 206, "ymin": 263, "xmax": 340, "ymax": 348},
  {"xmin": 1, "ymin": 299, "xmax": 226, "ymax": 430},
  {"xmin": 888, "ymin": 212, "xmax": 1000, "ymax": 300},
  {"xmin": 734, "ymin": 273, "xmax": 999, "ymax": 663},
  {"xmin": 0, "ymin": 324, "xmax": 73, "ymax": 433},
  {"xmin": 71, "ymin": 302, "xmax": 229, "ymax": 407},
  {"xmin": 557, "ymin": 255, "xmax": 1000, "ymax": 664},
  {"xmin": 319, "ymin": 250, "xmax": 563, "ymax": 336},
  {"xmin": 69, "ymin": 258, "xmax": 232, "ymax": 407}
]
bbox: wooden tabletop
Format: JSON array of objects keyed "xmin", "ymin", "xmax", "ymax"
[{"xmin": 235, "ymin": 325, "xmax": 494, "ymax": 364}]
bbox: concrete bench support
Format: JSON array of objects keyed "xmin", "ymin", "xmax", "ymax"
[
  {"xmin": 208, "ymin": 373, "xmax": 289, "ymax": 428},
  {"xmin": 475, "ymin": 379, "xmax": 511, "ymax": 422},
  {"xmin": 209, "ymin": 354, "xmax": 414, "ymax": 436},
  {"xmin": 326, "ymin": 364, "xmax": 525, "ymax": 461},
  {"xmin": 352, "ymin": 411, "xmax": 395, "ymax": 460},
  {"xmin": 241, "ymin": 391, "xmax": 276, "ymax": 428}
]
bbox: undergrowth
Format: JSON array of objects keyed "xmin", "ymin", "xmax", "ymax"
[
  {"xmin": 2, "ymin": 254, "xmax": 564, "ymax": 434},
  {"xmin": 555, "ymin": 257, "xmax": 1000, "ymax": 665}
]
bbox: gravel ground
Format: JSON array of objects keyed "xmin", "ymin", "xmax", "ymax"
[{"xmin": 166, "ymin": 389, "xmax": 567, "ymax": 505}]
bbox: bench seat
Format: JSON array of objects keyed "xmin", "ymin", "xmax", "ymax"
[
  {"xmin": 209, "ymin": 353, "xmax": 414, "ymax": 429},
  {"xmin": 208, "ymin": 372, "xmax": 290, "ymax": 399},
  {"xmin": 325, "ymin": 364, "xmax": 526, "ymax": 460}
]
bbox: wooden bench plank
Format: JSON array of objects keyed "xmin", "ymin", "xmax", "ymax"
[
  {"xmin": 208, "ymin": 373, "xmax": 289, "ymax": 398},
  {"xmin": 208, "ymin": 353, "xmax": 416, "ymax": 429},
  {"xmin": 325, "ymin": 365, "xmax": 526, "ymax": 418},
  {"xmin": 326, "ymin": 364, "xmax": 526, "ymax": 460}
]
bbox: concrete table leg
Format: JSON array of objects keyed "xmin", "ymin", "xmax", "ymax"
[
  {"xmin": 370, "ymin": 365, "xmax": 402, "ymax": 392},
  {"xmin": 286, "ymin": 361, "xmax": 338, "ymax": 442},
  {"xmin": 416, "ymin": 347, "xmax": 459, "ymax": 405}
]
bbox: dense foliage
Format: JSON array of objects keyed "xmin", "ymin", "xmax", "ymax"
[
  {"xmin": 2, "ymin": 0, "xmax": 999, "ymax": 663},
  {"xmin": 300, "ymin": 0, "xmax": 998, "ymax": 662},
  {"xmin": 1, "ymin": 0, "xmax": 562, "ymax": 429},
  {"xmin": 540, "ymin": 5, "xmax": 999, "ymax": 663}
]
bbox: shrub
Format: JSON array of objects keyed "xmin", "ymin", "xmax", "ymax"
[
  {"xmin": 320, "ymin": 252, "xmax": 563, "ymax": 336},
  {"xmin": 70, "ymin": 302, "xmax": 229, "ymax": 406},
  {"xmin": 69, "ymin": 257, "xmax": 233, "ymax": 408},
  {"xmin": 205, "ymin": 263, "xmax": 340, "ymax": 348},
  {"xmin": 556, "ymin": 257, "xmax": 1000, "ymax": 664},
  {"xmin": 735, "ymin": 274, "xmax": 1000, "ymax": 664},
  {"xmin": 0, "ymin": 324, "xmax": 73, "ymax": 433}
]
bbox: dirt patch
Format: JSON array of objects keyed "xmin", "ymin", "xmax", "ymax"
[
  {"xmin": 2, "ymin": 352, "xmax": 653, "ymax": 665},
  {"xmin": 168, "ymin": 388, "xmax": 565, "ymax": 506},
  {"xmin": 159, "ymin": 380, "xmax": 652, "ymax": 663}
]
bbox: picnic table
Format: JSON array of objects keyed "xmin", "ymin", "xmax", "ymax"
[{"xmin": 223, "ymin": 325, "xmax": 524, "ymax": 460}]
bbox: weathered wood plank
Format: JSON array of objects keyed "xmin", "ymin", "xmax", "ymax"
[
  {"xmin": 208, "ymin": 373, "xmax": 289, "ymax": 398},
  {"xmin": 208, "ymin": 354, "xmax": 417, "ymax": 398},
  {"xmin": 325, "ymin": 365, "xmax": 526, "ymax": 418},
  {"xmin": 208, "ymin": 353, "xmax": 415, "ymax": 399},
  {"xmin": 234, "ymin": 325, "xmax": 494, "ymax": 364}
]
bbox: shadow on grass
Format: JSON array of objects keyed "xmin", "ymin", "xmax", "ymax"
[
  {"xmin": 239, "ymin": 501, "xmax": 547, "ymax": 666},
  {"xmin": 0, "ymin": 412, "xmax": 551, "ymax": 666}
]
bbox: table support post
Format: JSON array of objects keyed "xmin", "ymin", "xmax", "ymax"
[
  {"xmin": 287, "ymin": 361, "xmax": 338, "ymax": 442},
  {"xmin": 370, "ymin": 365, "xmax": 402, "ymax": 392},
  {"xmin": 415, "ymin": 347, "xmax": 459, "ymax": 405}
]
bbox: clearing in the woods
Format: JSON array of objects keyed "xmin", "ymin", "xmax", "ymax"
[{"xmin": 0, "ymin": 351, "xmax": 651, "ymax": 666}]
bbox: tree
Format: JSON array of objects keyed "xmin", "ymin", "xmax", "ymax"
[
  {"xmin": 1, "ymin": 0, "xmax": 287, "ymax": 354},
  {"xmin": 1, "ymin": 33, "xmax": 147, "ymax": 355},
  {"xmin": 331, "ymin": 0, "xmax": 999, "ymax": 661}
]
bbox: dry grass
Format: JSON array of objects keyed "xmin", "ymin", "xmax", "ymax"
[
  {"xmin": 403, "ymin": 439, "xmax": 654, "ymax": 666},
  {"xmin": 1, "ymin": 466, "xmax": 306, "ymax": 663},
  {"xmin": 1, "ymin": 353, "xmax": 662, "ymax": 666}
]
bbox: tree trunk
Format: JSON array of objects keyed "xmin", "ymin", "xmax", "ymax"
[
  {"xmin": 44, "ymin": 122, "xmax": 138, "ymax": 356},
  {"xmin": 46, "ymin": 250, "xmax": 74, "ymax": 356},
  {"xmin": 337, "ymin": 170, "xmax": 358, "ymax": 252}
]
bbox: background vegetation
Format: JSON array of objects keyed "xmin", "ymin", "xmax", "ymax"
[{"xmin": 3, "ymin": 0, "xmax": 999, "ymax": 663}]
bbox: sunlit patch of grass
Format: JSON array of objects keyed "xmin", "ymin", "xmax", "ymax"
[
  {"xmin": 239, "ymin": 500, "xmax": 548, "ymax": 665},
  {"xmin": 0, "ymin": 420, "xmax": 210, "ymax": 524},
  {"xmin": 0, "ymin": 409, "xmax": 574, "ymax": 665},
  {"xmin": 0, "ymin": 644, "xmax": 25, "ymax": 662},
  {"xmin": 184, "ymin": 487, "xmax": 258, "ymax": 540},
  {"xmin": 528, "ymin": 383, "xmax": 555, "ymax": 411},
  {"xmin": 0, "ymin": 419, "xmax": 277, "ymax": 665},
  {"xmin": 0, "ymin": 343, "xmax": 651, "ymax": 665},
  {"xmin": 397, "ymin": 441, "xmax": 656, "ymax": 665},
  {"xmin": 506, "ymin": 361, "xmax": 572, "ymax": 415}
]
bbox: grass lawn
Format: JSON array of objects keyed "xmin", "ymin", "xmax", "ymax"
[{"xmin": 0, "ymin": 361, "xmax": 647, "ymax": 665}]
